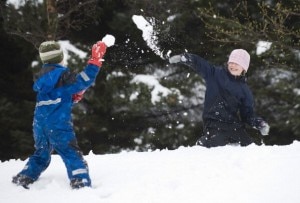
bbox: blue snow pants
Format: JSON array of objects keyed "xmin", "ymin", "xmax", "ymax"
[{"xmin": 18, "ymin": 121, "xmax": 91, "ymax": 186}]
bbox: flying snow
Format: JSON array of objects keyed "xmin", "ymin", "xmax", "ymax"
[{"xmin": 132, "ymin": 15, "xmax": 171, "ymax": 59}]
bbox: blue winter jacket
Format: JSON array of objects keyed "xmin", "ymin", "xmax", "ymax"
[
  {"xmin": 33, "ymin": 63, "xmax": 99, "ymax": 126},
  {"xmin": 181, "ymin": 53, "xmax": 261, "ymax": 130}
]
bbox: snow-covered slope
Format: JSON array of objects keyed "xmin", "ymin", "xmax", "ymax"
[{"xmin": 1, "ymin": 143, "xmax": 300, "ymax": 203}]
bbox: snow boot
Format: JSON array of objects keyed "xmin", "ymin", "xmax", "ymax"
[
  {"xmin": 12, "ymin": 174, "xmax": 34, "ymax": 189},
  {"xmin": 70, "ymin": 178, "xmax": 91, "ymax": 189}
]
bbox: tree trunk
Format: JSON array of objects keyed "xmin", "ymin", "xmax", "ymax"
[{"xmin": 46, "ymin": 0, "xmax": 57, "ymax": 40}]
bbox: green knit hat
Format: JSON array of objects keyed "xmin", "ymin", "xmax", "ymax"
[{"xmin": 39, "ymin": 41, "xmax": 64, "ymax": 64}]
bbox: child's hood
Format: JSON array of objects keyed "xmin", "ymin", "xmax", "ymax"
[{"xmin": 33, "ymin": 64, "xmax": 68, "ymax": 93}]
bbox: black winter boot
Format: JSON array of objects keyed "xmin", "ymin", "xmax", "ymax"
[
  {"xmin": 12, "ymin": 174, "xmax": 34, "ymax": 189},
  {"xmin": 70, "ymin": 178, "xmax": 90, "ymax": 189}
]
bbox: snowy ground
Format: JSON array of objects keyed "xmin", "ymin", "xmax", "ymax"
[{"xmin": 1, "ymin": 142, "xmax": 300, "ymax": 203}]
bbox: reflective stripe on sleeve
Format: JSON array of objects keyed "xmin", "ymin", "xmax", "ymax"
[
  {"xmin": 36, "ymin": 98, "xmax": 61, "ymax": 107},
  {"xmin": 80, "ymin": 71, "xmax": 90, "ymax": 81}
]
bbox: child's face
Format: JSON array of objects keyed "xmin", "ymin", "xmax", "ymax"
[{"xmin": 227, "ymin": 62, "xmax": 244, "ymax": 76}]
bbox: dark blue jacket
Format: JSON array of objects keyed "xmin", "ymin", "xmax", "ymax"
[
  {"xmin": 33, "ymin": 63, "xmax": 99, "ymax": 126},
  {"xmin": 181, "ymin": 53, "xmax": 261, "ymax": 130}
]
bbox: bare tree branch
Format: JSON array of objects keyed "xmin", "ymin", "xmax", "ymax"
[{"xmin": 1, "ymin": 0, "xmax": 101, "ymax": 47}]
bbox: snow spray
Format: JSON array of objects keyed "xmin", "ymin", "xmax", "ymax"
[{"xmin": 132, "ymin": 15, "xmax": 172, "ymax": 60}]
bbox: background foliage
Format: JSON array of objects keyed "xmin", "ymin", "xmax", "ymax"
[{"xmin": 0, "ymin": 0, "xmax": 299, "ymax": 161}]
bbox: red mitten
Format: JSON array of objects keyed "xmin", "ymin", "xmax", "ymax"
[
  {"xmin": 72, "ymin": 90, "xmax": 85, "ymax": 103},
  {"xmin": 88, "ymin": 41, "xmax": 107, "ymax": 67}
]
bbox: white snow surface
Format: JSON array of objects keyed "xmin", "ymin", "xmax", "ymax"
[{"xmin": 2, "ymin": 142, "xmax": 300, "ymax": 203}]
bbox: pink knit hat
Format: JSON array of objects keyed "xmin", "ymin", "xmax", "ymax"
[{"xmin": 228, "ymin": 49, "xmax": 250, "ymax": 72}]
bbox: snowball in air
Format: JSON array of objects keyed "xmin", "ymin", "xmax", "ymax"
[{"xmin": 102, "ymin": 34, "xmax": 115, "ymax": 47}]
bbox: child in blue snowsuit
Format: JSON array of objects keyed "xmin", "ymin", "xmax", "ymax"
[
  {"xmin": 169, "ymin": 49, "xmax": 270, "ymax": 147},
  {"xmin": 12, "ymin": 40, "xmax": 107, "ymax": 189}
]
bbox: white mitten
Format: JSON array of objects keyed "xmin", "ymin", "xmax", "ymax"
[
  {"xmin": 169, "ymin": 55, "xmax": 186, "ymax": 64},
  {"xmin": 259, "ymin": 122, "xmax": 270, "ymax": 136}
]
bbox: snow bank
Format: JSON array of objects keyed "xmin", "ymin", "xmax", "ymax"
[{"xmin": 2, "ymin": 143, "xmax": 300, "ymax": 203}]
